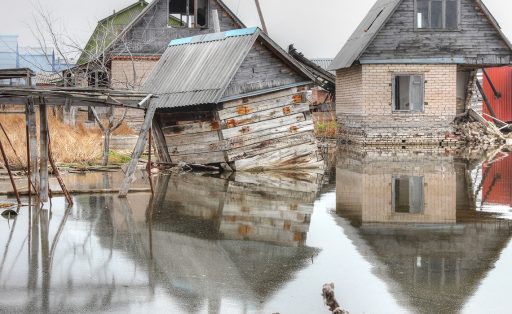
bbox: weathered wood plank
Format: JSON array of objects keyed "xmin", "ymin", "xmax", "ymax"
[
  {"xmin": 222, "ymin": 87, "xmax": 302, "ymax": 109},
  {"xmin": 164, "ymin": 130, "xmax": 220, "ymax": 145},
  {"xmin": 169, "ymin": 151, "xmax": 226, "ymax": 165},
  {"xmin": 161, "ymin": 120, "xmax": 220, "ymax": 136},
  {"xmin": 234, "ymin": 142, "xmax": 324, "ymax": 171},
  {"xmin": 221, "ymin": 103, "xmax": 310, "ymax": 128},
  {"xmin": 167, "ymin": 139, "xmax": 225, "ymax": 155},
  {"xmin": 226, "ymin": 121, "xmax": 314, "ymax": 150},
  {"xmin": 218, "ymin": 94, "xmax": 304, "ymax": 120},
  {"xmin": 222, "ymin": 113, "xmax": 306, "ymax": 139},
  {"xmin": 227, "ymin": 132, "xmax": 317, "ymax": 161},
  {"xmin": 39, "ymin": 101, "xmax": 49, "ymax": 202}
]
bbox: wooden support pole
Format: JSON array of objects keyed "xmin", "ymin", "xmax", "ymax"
[
  {"xmin": 482, "ymin": 69, "xmax": 501, "ymax": 99},
  {"xmin": 476, "ymin": 79, "xmax": 502, "ymax": 127},
  {"xmin": 39, "ymin": 99, "xmax": 49, "ymax": 202},
  {"xmin": 147, "ymin": 127, "xmax": 154, "ymax": 195},
  {"xmin": 0, "ymin": 137, "xmax": 21, "ymax": 205},
  {"xmin": 119, "ymin": 97, "xmax": 155, "ymax": 197},
  {"xmin": 254, "ymin": 0, "xmax": 268, "ymax": 34},
  {"xmin": 48, "ymin": 131, "xmax": 73, "ymax": 205},
  {"xmin": 151, "ymin": 119, "xmax": 171, "ymax": 163},
  {"xmin": 27, "ymin": 97, "xmax": 39, "ymax": 196},
  {"xmin": 26, "ymin": 108, "xmax": 31, "ymax": 202}
]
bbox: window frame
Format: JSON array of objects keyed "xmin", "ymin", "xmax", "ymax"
[
  {"xmin": 414, "ymin": 0, "xmax": 461, "ymax": 31},
  {"xmin": 391, "ymin": 176, "xmax": 425, "ymax": 214},
  {"xmin": 168, "ymin": 0, "xmax": 210, "ymax": 29},
  {"xmin": 391, "ymin": 73, "xmax": 425, "ymax": 113}
]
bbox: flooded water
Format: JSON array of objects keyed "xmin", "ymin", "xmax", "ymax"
[{"xmin": 0, "ymin": 148, "xmax": 512, "ymax": 313}]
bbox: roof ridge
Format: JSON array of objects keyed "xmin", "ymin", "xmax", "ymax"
[{"xmin": 169, "ymin": 27, "xmax": 259, "ymax": 46}]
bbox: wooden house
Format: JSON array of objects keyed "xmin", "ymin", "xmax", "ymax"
[
  {"xmin": 143, "ymin": 27, "xmax": 324, "ymax": 171},
  {"xmin": 329, "ymin": 0, "xmax": 512, "ymax": 145}
]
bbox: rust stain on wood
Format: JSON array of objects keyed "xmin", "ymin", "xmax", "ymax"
[
  {"xmin": 239, "ymin": 225, "xmax": 254, "ymax": 236},
  {"xmin": 226, "ymin": 119, "xmax": 237, "ymax": 128},
  {"xmin": 210, "ymin": 121, "xmax": 220, "ymax": 130},
  {"xmin": 236, "ymin": 105, "xmax": 251, "ymax": 115},
  {"xmin": 283, "ymin": 106, "xmax": 292, "ymax": 115},
  {"xmin": 292, "ymin": 94, "xmax": 302, "ymax": 103},
  {"xmin": 240, "ymin": 126, "xmax": 251, "ymax": 134},
  {"xmin": 289, "ymin": 125, "xmax": 299, "ymax": 133},
  {"xmin": 284, "ymin": 221, "xmax": 292, "ymax": 230},
  {"xmin": 293, "ymin": 232, "xmax": 304, "ymax": 241}
]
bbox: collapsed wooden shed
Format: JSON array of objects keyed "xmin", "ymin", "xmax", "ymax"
[{"xmin": 144, "ymin": 27, "xmax": 324, "ymax": 171}]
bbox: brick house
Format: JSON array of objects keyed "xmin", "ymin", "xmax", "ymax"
[{"xmin": 329, "ymin": 0, "xmax": 512, "ymax": 145}]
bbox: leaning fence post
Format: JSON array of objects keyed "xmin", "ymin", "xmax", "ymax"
[{"xmin": 39, "ymin": 98, "xmax": 49, "ymax": 202}]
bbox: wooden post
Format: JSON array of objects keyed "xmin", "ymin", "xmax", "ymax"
[
  {"xmin": 0, "ymin": 137, "xmax": 21, "ymax": 205},
  {"xmin": 151, "ymin": 119, "xmax": 171, "ymax": 163},
  {"xmin": 39, "ymin": 99, "xmax": 49, "ymax": 202},
  {"xmin": 482, "ymin": 69, "xmax": 501, "ymax": 99},
  {"xmin": 48, "ymin": 131, "xmax": 73, "ymax": 205},
  {"xmin": 212, "ymin": 9, "xmax": 221, "ymax": 33},
  {"xmin": 476, "ymin": 79, "xmax": 502, "ymax": 126},
  {"xmin": 119, "ymin": 97, "xmax": 155, "ymax": 197},
  {"xmin": 27, "ymin": 97, "xmax": 39, "ymax": 196},
  {"xmin": 254, "ymin": 0, "xmax": 268, "ymax": 34},
  {"xmin": 148, "ymin": 127, "xmax": 154, "ymax": 195}
]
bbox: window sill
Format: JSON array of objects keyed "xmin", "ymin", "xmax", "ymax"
[{"xmin": 414, "ymin": 28, "xmax": 461, "ymax": 32}]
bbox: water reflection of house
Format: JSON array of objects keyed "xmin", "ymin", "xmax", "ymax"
[
  {"xmin": 153, "ymin": 172, "xmax": 321, "ymax": 247},
  {"xmin": 337, "ymin": 150, "xmax": 457, "ymax": 224},
  {"xmin": 335, "ymin": 150, "xmax": 512, "ymax": 313},
  {"xmin": 103, "ymin": 171, "xmax": 322, "ymax": 310}
]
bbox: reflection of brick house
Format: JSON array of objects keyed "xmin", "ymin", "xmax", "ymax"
[{"xmin": 329, "ymin": 0, "xmax": 512, "ymax": 145}]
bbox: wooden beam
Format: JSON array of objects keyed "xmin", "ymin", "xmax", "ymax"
[
  {"xmin": 151, "ymin": 119, "xmax": 171, "ymax": 163},
  {"xmin": 0, "ymin": 137, "xmax": 20, "ymax": 205},
  {"xmin": 482, "ymin": 68, "xmax": 501, "ymax": 99},
  {"xmin": 39, "ymin": 99, "xmax": 49, "ymax": 202},
  {"xmin": 254, "ymin": 0, "xmax": 268, "ymax": 34},
  {"xmin": 119, "ymin": 97, "xmax": 155, "ymax": 197}
]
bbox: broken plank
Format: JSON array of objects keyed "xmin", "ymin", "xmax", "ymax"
[
  {"xmin": 161, "ymin": 120, "xmax": 220, "ymax": 136},
  {"xmin": 165, "ymin": 130, "xmax": 220, "ymax": 145}
]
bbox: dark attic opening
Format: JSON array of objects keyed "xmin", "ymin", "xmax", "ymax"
[{"xmin": 168, "ymin": 0, "xmax": 209, "ymax": 28}]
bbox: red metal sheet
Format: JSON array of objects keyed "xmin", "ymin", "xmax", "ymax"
[
  {"xmin": 483, "ymin": 66, "xmax": 512, "ymax": 123},
  {"xmin": 482, "ymin": 153, "xmax": 512, "ymax": 206}
]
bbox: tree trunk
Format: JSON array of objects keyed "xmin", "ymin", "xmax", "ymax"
[{"xmin": 102, "ymin": 130, "xmax": 110, "ymax": 166}]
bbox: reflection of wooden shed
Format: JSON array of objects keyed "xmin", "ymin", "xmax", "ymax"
[{"xmin": 143, "ymin": 27, "xmax": 324, "ymax": 171}]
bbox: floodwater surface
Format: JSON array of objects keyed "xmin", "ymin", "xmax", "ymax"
[{"xmin": 0, "ymin": 149, "xmax": 512, "ymax": 313}]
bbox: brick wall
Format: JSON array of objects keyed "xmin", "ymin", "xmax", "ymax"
[
  {"xmin": 337, "ymin": 64, "xmax": 458, "ymax": 145},
  {"xmin": 111, "ymin": 58, "xmax": 159, "ymax": 90}
]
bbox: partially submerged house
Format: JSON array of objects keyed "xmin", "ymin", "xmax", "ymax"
[
  {"xmin": 329, "ymin": 0, "xmax": 512, "ymax": 145},
  {"xmin": 143, "ymin": 27, "xmax": 324, "ymax": 171}
]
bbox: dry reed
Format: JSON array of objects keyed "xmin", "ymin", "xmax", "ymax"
[{"xmin": 0, "ymin": 110, "xmax": 104, "ymax": 169}]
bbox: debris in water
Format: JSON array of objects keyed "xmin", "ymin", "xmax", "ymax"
[
  {"xmin": 322, "ymin": 283, "xmax": 349, "ymax": 314},
  {"xmin": 1, "ymin": 209, "xmax": 18, "ymax": 219}
]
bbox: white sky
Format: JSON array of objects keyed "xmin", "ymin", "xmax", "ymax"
[{"xmin": 0, "ymin": 0, "xmax": 511, "ymax": 59}]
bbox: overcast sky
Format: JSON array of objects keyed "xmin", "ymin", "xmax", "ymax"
[{"xmin": 0, "ymin": 0, "xmax": 511, "ymax": 59}]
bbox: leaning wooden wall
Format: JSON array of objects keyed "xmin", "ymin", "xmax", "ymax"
[
  {"xmin": 219, "ymin": 86, "xmax": 323, "ymax": 171},
  {"xmin": 155, "ymin": 105, "xmax": 225, "ymax": 164}
]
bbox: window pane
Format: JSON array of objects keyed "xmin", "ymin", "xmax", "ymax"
[
  {"xmin": 431, "ymin": 1, "xmax": 443, "ymax": 28},
  {"xmin": 393, "ymin": 176, "xmax": 424, "ymax": 214},
  {"xmin": 197, "ymin": 0, "xmax": 208, "ymax": 27},
  {"xmin": 410, "ymin": 75, "xmax": 423, "ymax": 111},
  {"xmin": 446, "ymin": 0, "xmax": 458, "ymax": 29},
  {"xmin": 395, "ymin": 76, "xmax": 411, "ymax": 110},
  {"xmin": 409, "ymin": 177, "xmax": 424, "ymax": 214},
  {"xmin": 394, "ymin": 177, "xmax": 411, "ymax": 213},
  {"xmin": 417, "ymin": 0, "xmax": 429, "ymax": 28}
]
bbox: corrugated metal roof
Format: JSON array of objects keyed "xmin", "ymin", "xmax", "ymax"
[
  {"xmin": 329, "ymin": 0, "xmax": 401, "ymax": 71},
  {"xmin": 311, "ymin": 58, "xmax": 334, "ymax": 73},
  {"xmin": 143, "ymin": 27, "xmax": 315, "ymax": 109}
]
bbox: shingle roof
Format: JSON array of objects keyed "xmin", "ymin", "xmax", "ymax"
[
  {"xmin": 328, "ymin": 0, "xmax": 512, "ymax": 70},
  {"xmin": 142, "ymin": 27, "xmax": 314, "ymax": 108}
]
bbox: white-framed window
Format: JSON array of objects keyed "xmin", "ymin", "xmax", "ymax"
[
  {"xmin": 415, "ymin": 0, "xmax": 459, "ymax": 30},
  {"xmin": 392, "ymin": 74, "xmax": 425, "ymax": 112},
  {"xmin": 392, "ymin": 176, "xmax": 425, "ymax": 214},
  {"xmin": 168, "ymin": 0, "xmax": 209, "ymax": 28}
]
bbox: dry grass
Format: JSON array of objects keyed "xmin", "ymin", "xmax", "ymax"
[
  {"xmin": 313, "ymin": 112, "xmax": 337, "ymax": 138},
  {"xmin": 0, "ymin": 111, "xmax": 103, "ymax": 169}
]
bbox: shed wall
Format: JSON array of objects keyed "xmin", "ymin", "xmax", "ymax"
[
  {"xmin": 483, "ymin": 66, "xmax": 512, "ymax": 123},
  {"xmin": 336, "ymin": 64, "xmax": 457, "ymax": 145}
]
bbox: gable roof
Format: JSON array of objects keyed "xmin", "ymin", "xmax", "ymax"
[
  {"xmin": 103, "ymin": 0, "xmax": 246, "ymax": 59},
  {"xmin": 329, "ymin": 0, "xmax": 512, "ymax": 70},
  {"xmin": 76, "ymin": 1, "xmax": 148, "ymax": 65},
  {"xmin": 142, "ymin": 27, "xmax": 315, "ymax": 108}
]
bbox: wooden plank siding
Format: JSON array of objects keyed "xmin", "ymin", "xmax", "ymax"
[
  {"xmin": 360, "ymin": 0, "xmax": 512, "ymax": 65},
  {"xmin": 155, "ymin": 87, "xmax": 323, "ymax": 170}
]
